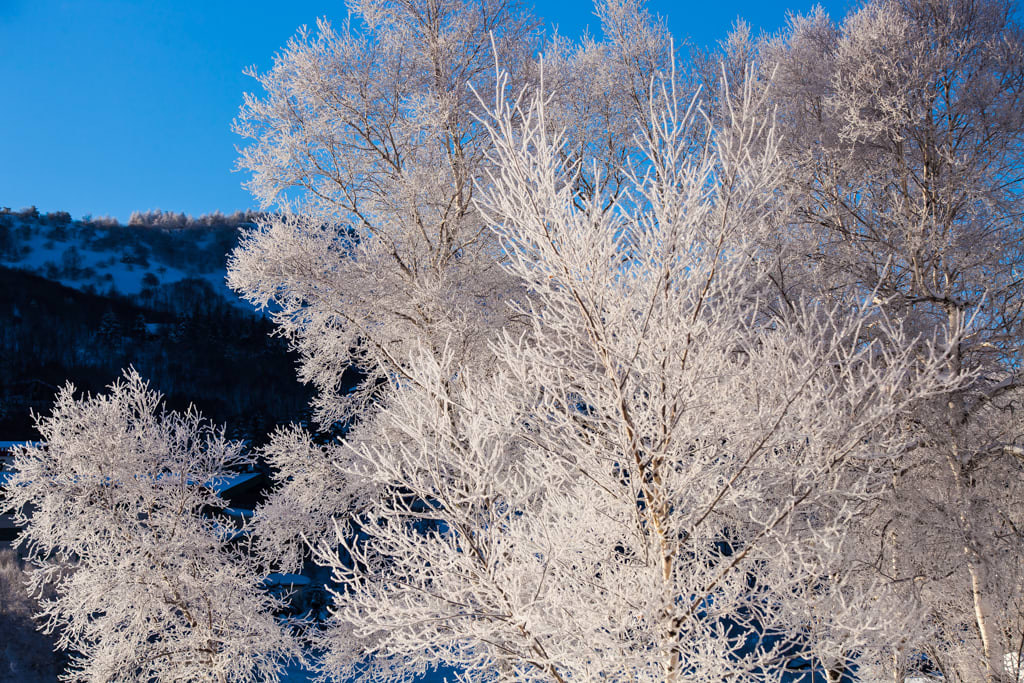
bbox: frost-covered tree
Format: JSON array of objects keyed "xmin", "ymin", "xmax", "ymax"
[
  {"xmin": 231, "ymin": 0, "xmax": 700, "ymax": 582},
  {"xmin": 230, "ymin": 0, "xmax": 541, "ymax": 429},
  {"xmin": 229, "ymin": 0, "xmax": 546, "ymax": 581},
  {"xmin": 747, "ymin": 1, "xmax": 1024, "ymax": 679},
  {"xmin": 294, "ymin": 67, "xmax": 970, "ymax": 681},
  {"xmin": 1, "ymin": 370, "xmax": 302, "ymax": 682}
]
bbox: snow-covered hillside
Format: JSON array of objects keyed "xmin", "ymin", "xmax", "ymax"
[{"xmin": 0, "ymin": 208, "xmax": 252, "ymax": 308}]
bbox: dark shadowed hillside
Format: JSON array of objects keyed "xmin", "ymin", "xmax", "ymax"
[{"xmin": 0, "ymin": 264, "xmax": 314, "ymax": 444}]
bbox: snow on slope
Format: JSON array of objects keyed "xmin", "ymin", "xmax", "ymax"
[{"xmin": 0, "ymin": 213, "xmax": 250, "ymax": 309}]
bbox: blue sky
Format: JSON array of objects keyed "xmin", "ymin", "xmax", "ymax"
[{"xmin": 0, "ymin": 0, "xmax": 852, "ymax": 222}]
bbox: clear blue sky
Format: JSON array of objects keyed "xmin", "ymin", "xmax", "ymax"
[{"xmin": 0, "ymin": 0, "xmax": 852, "ymax": 222}]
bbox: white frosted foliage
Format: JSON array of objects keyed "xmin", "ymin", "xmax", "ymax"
[
  {"xmin": 2, "ymin": 370, "xmax": 302, "ymax": 682},
  {"xmin": 304, "ymin": 68, "xmax": 969, "ymax": 682}
]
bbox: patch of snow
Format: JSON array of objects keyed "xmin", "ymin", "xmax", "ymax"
[
  {"xmin": 263, "ymin": 573, "xmax": 312, "ymax": 588},
  {"xmin": 204, "ymin": 471, "xmax": 262, "ymax": 496}
]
